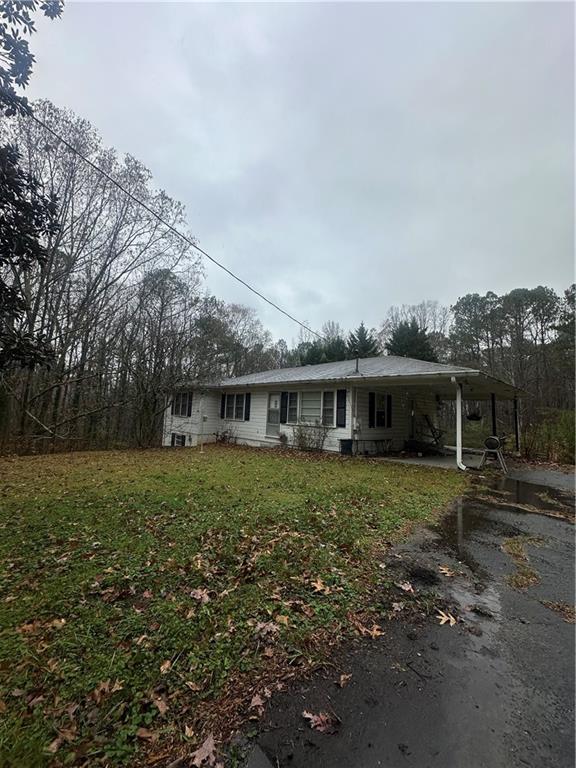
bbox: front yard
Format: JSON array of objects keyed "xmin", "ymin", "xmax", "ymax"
[{"xmin": 0, "ymin": 445, "xmax": 465, "ymax": 766}]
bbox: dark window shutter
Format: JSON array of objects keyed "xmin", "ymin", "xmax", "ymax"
[
  {"xmin": 170, "ymin": 396, "xmax": 175, "ymax": 416},
  {"xmin": 220, "ymin": 393, "xmax": 226, "ymax": 419},
  {"xmin": 368, "ymin": 392, "xmax": 375, "ymax": 428},
  {"xmin": 186, "ymin": 392, "xmax": 193, "ymax": 417},
  {"xmin": 387, "ymin": 394, "xmax": 392, "ymax": 429},
  {"xmin": 336, "ymin": 389, "xmax": 346, "ymax": 428},
  {"xmin": 244, "ymin": 392, "xmax": 251, "ymax": 421},
  {"xmin": 171, "ymin": 432, "xmax": 176, "ymax": 446},
  {"xmin": 279, "ymin": 392, "xmax": 288, "ymax": 424}
]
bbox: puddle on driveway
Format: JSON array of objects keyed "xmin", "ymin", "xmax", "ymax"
[{"xmin": 426, "ymin": 476, "xmax": 574, "ymax": 583}]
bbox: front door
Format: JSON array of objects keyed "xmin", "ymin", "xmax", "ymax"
[{"xmin": 266, "ymin": 393, "xmax": 280, "ymax": 436}]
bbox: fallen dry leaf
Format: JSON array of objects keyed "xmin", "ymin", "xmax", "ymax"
[
  {"xmin": 152, "ymin": 694, "xmax": 168, "ymax": 716},
  {"xmin": 311, "ymin": 578, "xmax": 332, "ymax": 595},
  {"xmin": 184, "ymin": 724, "xmax": 196, "ymax": 738},
  {"xmin": 46, "ymin": 736, "xmax": 63, "ymax": 754},
  {"xmin": 49, "ymin": 618, "xmax": 67, "ymax": 630},
  {"xmin": 190, "ymin": 733, "xmax": 217, "ymax": 766},
  {"xmin": 336, "ymin": 673, "xmax": 352, "ymax": 688},
  {"xmin": 136, "ymin": 727, "xmax": 158, "ymax": 741},
  {"xmin": 396, "ymin": 581, "xmax": 415, "ymax": 594},
  {"xmin": 160, "ymin": 659, "xmax": 172, "ymax": 674},
  {"xmin": 253, "ymin": 620, "xmax": 280, "ymax": 639},
  {"xmin": 437, "ymin": 609, "xmax": 457, "ymax": 626},
  {"xmin": 367, "ymin": 623, "xmax": 384, "ymax": 638},
  {"xmin": 190, "ymin": 588, "xmax": 211, "ymax": 604},
  {"xmin": 439, "ymin": 566, "xmax": 455, "ymax": 577},
  {"xmin": 302, "ymin": 710, "xmax": 340, "ymax": 734},
  {"xmin": 392, "ymin": 602, "xmax": 404, "ymax": 612},
  {"xmin": 185, "ymin": 680, "xmax": 202, "ymax": 692},
  {"xmin": 249, "ymin": 693, "xmax": 265, "ymax": 717}
]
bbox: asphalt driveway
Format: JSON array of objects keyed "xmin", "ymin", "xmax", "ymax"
[{"xmin": 248, "ymin": 471, "xmax": 575, "ymax": 768}]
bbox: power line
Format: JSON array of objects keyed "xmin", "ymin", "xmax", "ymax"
[{"xmin": 28, "ymin": 111, "xmax": 323, "ymax": 340}]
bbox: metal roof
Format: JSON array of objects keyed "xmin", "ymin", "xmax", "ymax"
[
  {"xmin": 215, "ymin": 356, "xmax": 482, "ymax": 386},
  {"xmin": 181, "ymin": 356, "xmax": 520, "ymax": 399}
]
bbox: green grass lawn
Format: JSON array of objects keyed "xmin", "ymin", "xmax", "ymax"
[{"xmin": 0, "ymin": 445, "xmax": 465, "ymax": 766}]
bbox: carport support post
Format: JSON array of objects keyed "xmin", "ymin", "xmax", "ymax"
[
  {"xmin": 513, "ymin": 396, "xmax": 520, "ymax": 453},
  {"xmin": 490, "ymin": 392, "xmax": 497, "ymax": 436},
  {"xmin": 455, "ymin": 383, "xmax": 466, "ymax": 471}
]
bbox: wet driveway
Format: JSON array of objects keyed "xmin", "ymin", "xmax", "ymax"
[{"xmin": 250, "ymin": 473, "xmax": 575, "ymax": 768}]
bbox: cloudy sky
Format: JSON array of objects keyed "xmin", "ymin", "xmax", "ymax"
[{"xmin": 29, "ymin": 1, "xmax": 574, "ymax": 342}]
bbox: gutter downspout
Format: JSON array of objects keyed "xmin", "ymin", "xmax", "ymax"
[{"xmin": 453, "ymin": 378, "xmax": 467, "ymax": 471}]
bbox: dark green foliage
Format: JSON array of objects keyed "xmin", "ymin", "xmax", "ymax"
[
  {"xmin": 0, "ymin": 1, "xmax": 62, "ymax": 371},
  {"xmin": 296, "ymin": 336, "xmax": 348, "ymax": 365},
  {"xmin": 0, "ymin": 0, "xmax": 64, "ymax": 117},
  {"xmin": 346, "ymin": 322, "xmax": 379, "ymax": 358},
  {"xmin": 385, "ymin": 319, "xmax": 438, "ymax": 362},
  {"xmin": 0, "ymin": 144, "xmax": 58, "ymax": 370}
]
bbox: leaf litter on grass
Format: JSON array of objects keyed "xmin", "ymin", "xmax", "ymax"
[{"xmin": 0, "ymin": 444, "xmax": 465, "ymax": 765}]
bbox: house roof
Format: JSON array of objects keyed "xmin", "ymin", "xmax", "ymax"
[
  {"xmin": 218, "ymin": 356, "xmax": 476, "ymax": 386},
  {"xmin": 191, "ymin": 356, "xmax": 520, "ymax": 400}
]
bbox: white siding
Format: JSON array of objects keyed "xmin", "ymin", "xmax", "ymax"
[
  {"xmin": 163, "ymin": 387, "xmax": 354, "ymax": 452},
  {"xmin": 162, "ymin": 391, "xmax": 220, "ymax": 447},
  {"xmin": 162, "ymin": 385, "xmax": 441, "ymax": 454}
]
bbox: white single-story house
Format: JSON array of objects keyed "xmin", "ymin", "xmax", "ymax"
[{"xmin": 163, "ymin": 356, "xmax": 521, "ymax": 470}]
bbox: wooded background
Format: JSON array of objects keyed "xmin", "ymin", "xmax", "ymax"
[{"xmin": 1, "ymin": 101, "xmax": 573, "ymax": 461}]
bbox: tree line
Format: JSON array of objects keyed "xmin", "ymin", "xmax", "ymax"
[{"xmin": 1, "ymin": 101, "xmax": 573, "ymax": 453}]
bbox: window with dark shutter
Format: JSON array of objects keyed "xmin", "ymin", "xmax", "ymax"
[
  {"xmin": 279, "ymin": 392, "xmax": 288, "ymax": 424},
  {"xmin": 368, "ymin": 392, "xmax": 376, "ymax": 428},
  {"xmin": 244, "ymin": 392, "xmax": 251, "ymax": 421},
  {"xmin": 336, "ymin": 389, "xmax": 346, "ymax": 428},
  {"xmin": 387, "ymin": 394, "xmax": 392, "ymax": 429},
  {"xmin": 171, "ymin": 392, "xmax": 193, "ymax": 417},
  {"xmin": 220, "ymin": 394, "xmax": 226, "ymax": 419}
]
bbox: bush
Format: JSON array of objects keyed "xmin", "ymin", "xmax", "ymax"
[
  {"xmin": 522, "ymin": 409, "xmax": 575, "ymax": 464},
  {"xmin": 292, "ymin": 421, "xmax": 329, "ymax": 452}
]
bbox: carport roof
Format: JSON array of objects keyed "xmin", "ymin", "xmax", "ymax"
[{"xmin": 186, "ymin": 356, "xmax": 521, "ymax": 400}]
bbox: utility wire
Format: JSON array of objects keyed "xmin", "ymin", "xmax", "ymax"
[{"xmin": 28, "ymin": 111, "xmax": 323, "ymax": 340}]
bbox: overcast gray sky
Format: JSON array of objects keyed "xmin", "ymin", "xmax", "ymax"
[{"xmin": 29, "ymin": 1, "xmax": 574, "ymax": 342}]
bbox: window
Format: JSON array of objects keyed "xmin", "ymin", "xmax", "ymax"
[
  {"xmin": 222, "ymin": 393, "xmax": 248, "ymax": 421},
  {"xmin": 171, "ymin": 433, "xmax": 186, "ymax": 446},
  {"xmin": 322, "ymin": 391, "xmax": 334, "ymax": 426},
  {"xmin": 300, "ymin": 391, "xmax": 322, "ymax": 423},
  {"xmin": 375, "ymin": 393, "xmax": 387, "ymax": 427},
  {"xmin": 234, "ymin": 393, "xmax": 245, "ymax": 420},
  {"xmin": 368, "ymin": 392, "xmax": 392, "ymax": 429},
  {"xmin": 279, "ymin": 391, "xmax": 299, "ymax": 424},
  {"xmin": 171, "ymin": 392, "xmax": 193, "ymax": 418},
  {"xmin": 287, "ymin": 392, "xmax": 298, "ymax": 423}
]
